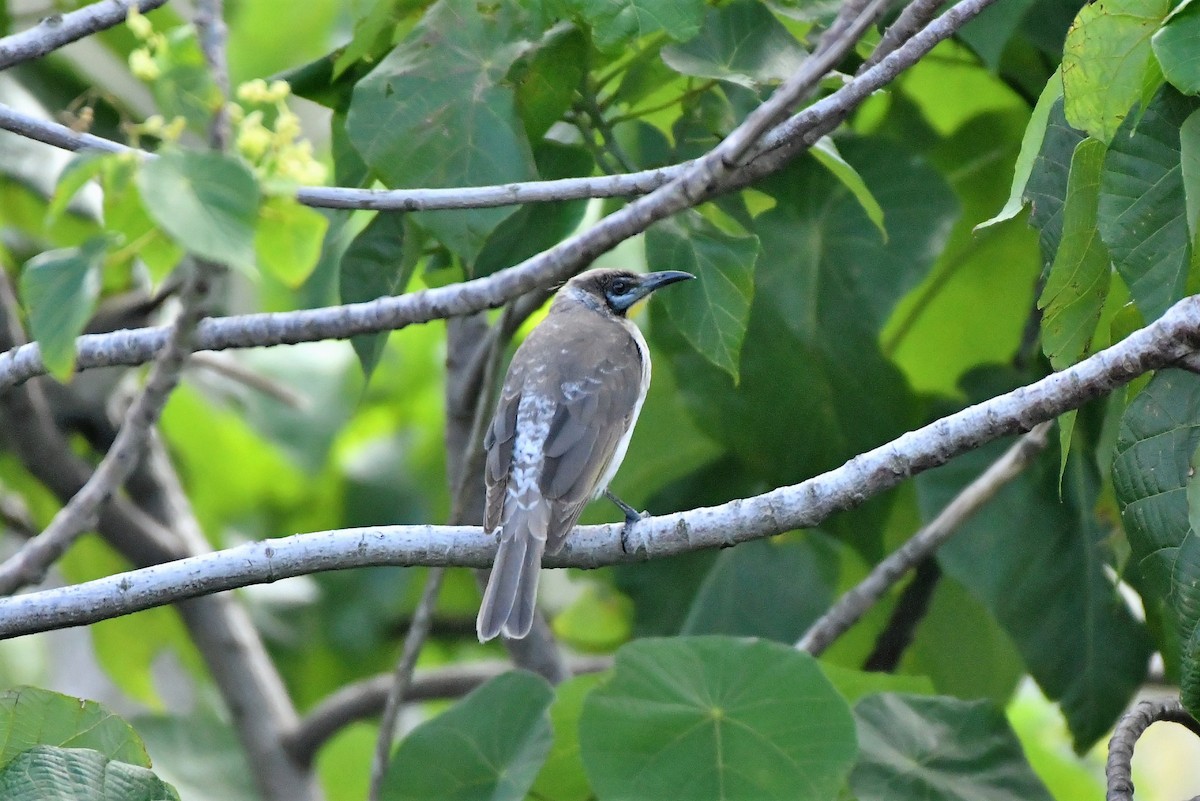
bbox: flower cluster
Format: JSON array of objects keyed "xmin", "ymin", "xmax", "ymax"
[
  {"xmin": 231, "ymin": 80, "xmax": 327, "ymax": 185},
  {"xmin": 124, "ymin": 10, "xmax": 327, "ymax": 186},
  {"xmin": 126, "ymin": 7, "xmax": 164, "ymax": 80}
]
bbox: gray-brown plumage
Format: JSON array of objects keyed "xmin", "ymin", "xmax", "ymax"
[{"xmin": 477, "ymin": 268, "xmax": 695, "ymax": 641}]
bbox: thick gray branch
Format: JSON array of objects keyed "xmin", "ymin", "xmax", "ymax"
[
  {"xmin": 3, "ymin": 291, "xmax": 1199, "ymax": 639},
  {"xmin": 0, "ymin": 0, "xmax": 170, "ymax": 69}
]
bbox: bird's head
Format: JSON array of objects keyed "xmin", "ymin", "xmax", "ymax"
[{"xmin": 564, "ymin": 268, "xmax": 695, "ymax": 317}]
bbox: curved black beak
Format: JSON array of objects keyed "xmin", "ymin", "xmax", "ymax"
[{"xmin": 638, "ymin": 270, "xmax": 696, "ymax": 295}]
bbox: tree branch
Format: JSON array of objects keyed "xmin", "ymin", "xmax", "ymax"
[
  {"xmin": 285, "ymin": 656, "xmax": 611, "ymax": 767},
  {"xmin": 1106, "ymin": 698, "xmax": 1200, "ymax": 801},
  {"xmin": 0, "ymin": 0, "xmax": 170, "ymax": 70},
  {"xmin": 2, "ymin": 294, "xmax": 1197, "ymax": 638},
  {"xmin": 0, "ymin": 0, "xmax": 1003, "ymax": 396},
  {"xmin": 797, "ymin": 421, "xmax": 1053, "ymax": 656}
]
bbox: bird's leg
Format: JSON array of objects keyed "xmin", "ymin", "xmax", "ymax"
[{"xmin": 605, "ymin": 489, "xmax": 647, "ymax": 554}]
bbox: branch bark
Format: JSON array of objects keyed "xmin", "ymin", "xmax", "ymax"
[
  {"xmin": 1106, "ymin": 697, "xmax": 1200, "ymax": 801},
  {"xmin": 2, "ymin": 294, "xmax": 1197, "ymax": 638},
  {"xmin": 0, "ymin": 0, "xmax": 170, "ymax": 69}
]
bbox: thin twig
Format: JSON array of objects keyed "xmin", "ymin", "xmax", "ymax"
[
  {"xmin": 367, "ymin": 567, "xmax": 445, "ymax": 801},
  {"xmin": 1106, "ymin": 697, "xmax": 1200, "ymax": 801},
  {"xmin": 797, "ymin": 421, "xmax": 1053, "ymax": 656},
  {"xmin": 1, "ymin": 294, "xmax": 1197, "ymax": 638},
  {"xmin": 0, "ymin": 0, "xmax": 170, "ymax": 70}
]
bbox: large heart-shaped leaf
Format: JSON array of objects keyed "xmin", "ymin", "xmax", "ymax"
[{"xmin": 580, "ymin": 636, "xmax": 857, "ymax": 801}]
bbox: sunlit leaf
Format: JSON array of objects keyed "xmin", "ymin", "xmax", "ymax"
[
  {"xmin": 255, "ymin": 195, "xmax": 329, "ymax": 287},
  {"xmin": 1062, "ymin": 0, "xmax": 1169, "ymax": 143},
  {"xmin": 0, "ymin": 687, "xmax": 149, "ymax": 771}
]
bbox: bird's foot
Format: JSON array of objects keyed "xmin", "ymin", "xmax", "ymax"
[{"xmin": 606, "ymin": 490, "xmax": 648, "ymax": 554}]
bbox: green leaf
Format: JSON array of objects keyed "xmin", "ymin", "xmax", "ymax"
[
  {"xmin": 818, "ymin": 664, "xmax": 936, "ymax": 706},
  {"xmin": 1114, "ymin": 370, "xmax": 1200, "ymax": 713},
  {"xmin": 580, "ymin": 637, "xmax": 857, "ymax": 801},
  {"xmin": 19, "ymin": 237, "xmax": 106, "ymax": 380},
  {"xmin": 46, "ymin": 151, "xmax": 111, "ymax": 226},
  {"xmin": 1039, "ymin": 137, "xmax": 1111, "ymax": 475},
  {"xmin": 653, "ymin": 137, "xmax": 949, "ymax": 553},
  {"xmin": 100, "ymin": 157, "xmax": 183, "ymax": 283},
  {"xmin": 1025, "ymin": 98, "xmax": 1087, "ymax": 263},
  {"xmin": 137, "ymin": 148, "xmax": 259, "ymax": 273},
  {"xmin": 1153, "ymin": 0, "xmax": 1200, "ymax": 95},
  {"xmin": 473, "ymin": 142, "xmax": 592, "ymax": 278},
  {"xmin": 380, "ymin": 671, "xmax": 553, "ymax": 801},
  {"xmin": 0, "ymin": 687, "xmax": 150, "ymax": 772},
  {"xmin": 346, "ymin": 0, "xmax": 543, "ymax": 262},
  {"xmin": 1181, "ymin": 109, "xmax": 1200, "ymax": 241},
  {"xmin": 332, "ymin": 0, "xmax": 415, "ymax": 80},
  {"xmin": 660, "ymin": 0, "xmax": 807, "ymax": 89},
  {"xmin": 1098, "ymin": 87, "xmax": 1198, "ymax": 320},
  {"xmin": 901, "ymin": 576, "xmax": 1025, "ymax": 703},
  {"xmin": 1062, "ymin": 0, "xmax": 1170, "ymax": 143},
  {"xmin": 811, "ymin": 137, "xmax": 886, "ymax": 238},
  {"xmin": 924, "ymin": 430, "xmax": 1150, "ymax": 749},
  {"xmin": 647, "ymin": 211, "xmax": 757, "ymax": 380},
  {"xmin": 133, "ymin": 712, "xmax": 257, "ymax": 801},
  {"xmin": 1039, "ymin": 137, "xmax": 1111, "ymax": 370},
  {"xmin": 338, "ymin": 212, "xmax": 414, "ymax": 377},
  {"xmin": 0, "ymin": 746, "xmax": 179, "ymax": 801},
  {"xmin": 514, "ymin": 25, "xmax": 586, "ymax": 141},
  {"xmin": 528, "ymin": 673, "xmax": 603, "ymax": 801},
  {"xmin": 564, "ymin": 0, "xmax": 706, "ymax": 52},
  {"xmin": 976, "ymin": 70, "xmax": 1063, "ymax": 231},
  {"xmin": 255, "ymin": 196, "xmax": 329, "ymax": 287},
  {"xmin": 680, "ymin": 537, "xmax": 838, "ymax": 642},
  {"xmin": 851, "ymin": 694, "xmax": 1054, "ymax": 801}
]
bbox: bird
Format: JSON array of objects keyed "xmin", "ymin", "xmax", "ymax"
[{"xmin": 476, "ymin": 268, "xmax": 695, "ymax": 642}]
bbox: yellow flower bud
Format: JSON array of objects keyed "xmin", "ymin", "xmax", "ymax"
[
  {"xmin": 236, "ymin": 78, "xmax": 269, "ymax": 104},
  {"xmin": 126, "ymin": 7, "xmax": 153, "ymax": 40},
  {"xmin": 129, "ymin": 48, "xmax": 160, "ymax": 81},
  {"xmin": 267, "ymin": 80, "xmax": 291, "ymax": 103}
]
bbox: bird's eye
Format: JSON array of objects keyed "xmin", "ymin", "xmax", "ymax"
[{"xmin": 610, "ymin": 278, "xmax": 630, "ymax": 295}]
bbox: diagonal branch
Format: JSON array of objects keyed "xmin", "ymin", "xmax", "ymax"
[
  {"xmin": 0, "ymin": 0, "xmax": 170, "ymax": 70},
  {"xmin": 797, "ymin": 421, "xmax": 1054, "ymax": 656},
  {"xmin": 2, "ymin": 292, "xmax": 1198, "ymax": 639},
  {"xmin": 0, "ymin": 0, "xmax": 1003, "ymax": 393}
]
